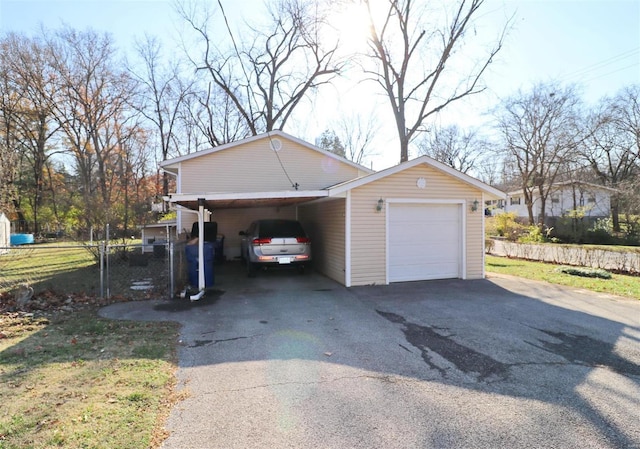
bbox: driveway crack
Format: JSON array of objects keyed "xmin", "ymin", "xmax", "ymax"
[{"xmin": 188, "ymin": 335, "xmax": 256, "ymax": 348}]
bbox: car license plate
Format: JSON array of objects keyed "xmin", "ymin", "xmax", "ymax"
[{"xmin": 279, "ymin": 257, "xmax": 291, "ymax": 264}]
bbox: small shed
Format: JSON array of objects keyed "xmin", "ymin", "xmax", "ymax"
[
  {"xmin": 0, "ymin": 213, "xmax": 9, "ymax": 253},
  {"xmin": 139, "ymin": 220, "xmax": 176, "ymax": 254}
]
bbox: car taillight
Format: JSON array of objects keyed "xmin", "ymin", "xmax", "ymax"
[
  {"xmin": 296, "ymin": 237, "xmax": 310, "ymax": 243},
  {"xmin": 252, "ymin": 238, "xmax": 272, "ymax": 245}
]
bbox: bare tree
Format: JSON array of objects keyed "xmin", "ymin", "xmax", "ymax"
[
  {"xmin": 333, "ymin": 112, "xmax": 378, "ymax": 165},
  {"xmin": 178, "ymin": 0, "xmax": 343, "ymax": 134},
  {"xmin": 363, "ymin": 0, "xmax": 507, "ymax": 163},
  {"xmin": 183, "ymin": 81, "xmax": 249, "ymax": 149},
  {"xmin": 129, "ymin": 35, "xmax": 194, "ymax": 196},
  {"xmin": 583, "ymin": 86, "xmax": 640, "ymax": 231},
  {"xmin": 417, "ymin": 124, "xmax": 485, "ymax": 174},
  {"xmin": 496, "ymin": 82, "xmax": 582, "ymax": 228}
]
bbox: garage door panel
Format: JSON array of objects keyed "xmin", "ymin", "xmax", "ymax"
[{"xmin": 389, "ymin": 203, "xmax": 462, "ymax": 282}]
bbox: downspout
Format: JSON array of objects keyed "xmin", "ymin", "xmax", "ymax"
[
  {"xmin": 172, "ymin": 203, "xmax": 206, "ymax": 301},
  {"xmin": 196, "ymin": 198, "xmax": 205, "ymax": 296}
]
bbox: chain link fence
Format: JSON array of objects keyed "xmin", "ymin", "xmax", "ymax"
[{"xmin": 0, "ymin": 241, "xmax": 192, "ymax": 309}]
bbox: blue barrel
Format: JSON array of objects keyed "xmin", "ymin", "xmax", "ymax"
[
  {"xmin": 10, "ymin": 234, "xmax": 34, "ymax": 245},
  {"xmin": 185, "ymin": 242, "xmax": 215, "ymax": 287}
]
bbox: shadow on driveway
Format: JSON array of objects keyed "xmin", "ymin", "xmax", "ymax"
[{"xmin": 100, "ymin": 262, "xmax": 640, "ymax": 449}]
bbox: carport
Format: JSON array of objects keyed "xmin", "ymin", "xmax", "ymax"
[
  {"xmin": 164, "ymin": 190, "xmax": 330, "ymax": 298},
  {"xmin": 159, "ymin": 131, "xmax": 504, "ymax": 291}
]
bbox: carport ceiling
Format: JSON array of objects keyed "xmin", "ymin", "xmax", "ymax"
[{"xmin": 173, "ymin": 196, "xmax": 324, "ymax": 210}]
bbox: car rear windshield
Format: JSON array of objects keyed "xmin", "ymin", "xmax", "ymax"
[{"xmin": 258, "ymin": 220, "xmax": 306, "ymax": 238}]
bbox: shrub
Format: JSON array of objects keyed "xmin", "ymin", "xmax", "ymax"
[
  {"xmin": 517, "ymin": 225, "xmax": 554, "ymax": 243},
  {"xmin": 485, "ymin": 238, "xmax": 495, "ymax": 254},
  {"xmin": 555, "ymin": 266, "xmax": 612, "ymax": 279},
  {"xmin": 490, "ymin": 212, "xmax": 528, "ymax": 241}
]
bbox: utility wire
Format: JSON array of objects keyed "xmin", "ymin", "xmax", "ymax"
[
  {"xmin": 216, "ymin": 0, "xmax": 255, "ymax": 125},
  {"xmin": 268, "ymin": 132, "xmax": 299, "ymax": 190},
  {"xmin": 582, "ymin": 63, "xmax": 640, "ymax": 85},
  {"xmin": 216, "ymin": 0, "xmax": 299, "ymax": 190},
  {"xmin": 559, "ymin": 47, "xmax": 640, "ymax": 82}
]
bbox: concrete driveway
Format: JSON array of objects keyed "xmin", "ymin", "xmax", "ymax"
[{"xmin": 100, "ymin": 263, "xmax": 640, "ymax": 449}]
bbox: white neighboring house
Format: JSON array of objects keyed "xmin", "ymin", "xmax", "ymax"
[{"xmin": 487, "ymin": 181, "xmax": 615, "ymax": 221}]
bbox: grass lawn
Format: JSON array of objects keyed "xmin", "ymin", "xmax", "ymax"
[
  {"xmin": 486, "ymin": 255, "xmax": 640, "ymax": 300},
  {"xmin": 0, "ymin": 309, "xmax": 181, "ymax": 449},
  {"xmin": 0, "ymin": 243, "xmax": 98, "ymax": 295}
]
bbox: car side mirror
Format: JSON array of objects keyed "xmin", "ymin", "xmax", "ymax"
[{"xmin": 239, "ymin": 231, "xmax": 246, "ymax": 236}]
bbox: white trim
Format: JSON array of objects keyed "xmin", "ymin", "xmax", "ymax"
[
  {"xmin": 385, "ymin": 200, "xmax": 390, "ymax": 285},
  {"xmin": 345, "ymin": 191, "xmax": 352, "ymax": 287},
  {"xmin": 176, "ymin": 162, "xmax": 183, "ymax": 235},
  {"xmin": 386, "ymin": 199, "xmax": 466, "ymax": 283},
  {"xmin": 461, "ymin": 203, "xmax": 467, "ymax": 279},
  {"xmin": 166, "ymin": 190, "xmax": 328, "ymax": 203},
  {"xmin": 481, "ymin": 193, "xmax": 486, "ymax": 279}
]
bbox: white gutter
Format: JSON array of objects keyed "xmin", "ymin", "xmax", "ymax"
[{"xmin": 166, "ymin": 190, "xmax": 329, "ymax": 202}]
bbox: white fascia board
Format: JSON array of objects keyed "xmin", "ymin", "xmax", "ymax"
[{"xmin": 165, "ymin": 190, "xmax": 329, "ymax": 202}]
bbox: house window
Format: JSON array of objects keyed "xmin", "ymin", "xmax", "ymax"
[
  {"xmin": 551, "ymin": 195, "xmax": 560, "ymax": 204},
  {"xmin": 587, "ymin": 195, "xmax": 596, "ymax": 203},
  {"xmin": 497, "ymin": 199, "xmax": 504, "ymax": 208},
  {"xmin": 510, "ymin": 197, "xmax": 521, "ymax": 205}
]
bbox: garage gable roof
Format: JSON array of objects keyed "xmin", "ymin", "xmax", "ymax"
[
  {"xmin": 159, "ymin": 130, "xmax": 374, "ymax": 174},
  {"xmin": 328, "ymin": 155, "xmax": 506, "ymax": 199}
]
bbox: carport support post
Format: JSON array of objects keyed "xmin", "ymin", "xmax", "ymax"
[
  {"xmin": 198, "ymin": 198, "xmax": 205, "ymax": 291},
  {"xmin": 189, "ymin": 198, "xmax": 206, "ymax": 301}
]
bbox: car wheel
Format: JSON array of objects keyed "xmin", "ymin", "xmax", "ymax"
[{"xmin": 297, "ymin": 265, "xmax": 305, "ymax": 275}]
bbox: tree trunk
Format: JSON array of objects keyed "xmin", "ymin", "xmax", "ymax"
[
  {"xmin": 611, "ymin": 193, "xmax": 621, "ymax": 232},
  {"xmin": 400, "ymin": 136, "xmax": 409, "ymax": 163}
]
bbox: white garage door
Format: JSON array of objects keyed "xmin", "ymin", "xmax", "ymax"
[{"xmin": 388, "ymin": 203, "xmax": 462, "ymax": 282}]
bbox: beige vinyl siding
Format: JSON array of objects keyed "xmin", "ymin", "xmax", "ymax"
[
  {"xmin": 466, "ymin": 199, "xmax": 484, "ymax": 279},
  {"xmin": 349, "ymin": 164, "xmax": 484, "ymax": 286},
  {"xmin": 179, "ymin": 136, "xmax": 363, "ymax": 194},
  {"xmin": 299, "ymin": 199, "xmax": 346, "ymax": 285}
]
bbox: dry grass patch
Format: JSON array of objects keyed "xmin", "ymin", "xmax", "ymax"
[{"xmin": 0, "ymin": 309, "xmax": 180, "ymax": 448}]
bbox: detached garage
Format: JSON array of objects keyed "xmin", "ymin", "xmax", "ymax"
[
  {"xmin": 304, "ymin": 156, "xmax": 504, "ymax": 286},
  {"xmin": 161, "ymin": 131, "xmax": 504, "ymax": 290}
]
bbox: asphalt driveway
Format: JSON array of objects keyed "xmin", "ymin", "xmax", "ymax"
[{"xmin": 100, "ymin": 263, "xmax": 640, "ymax": 449}]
